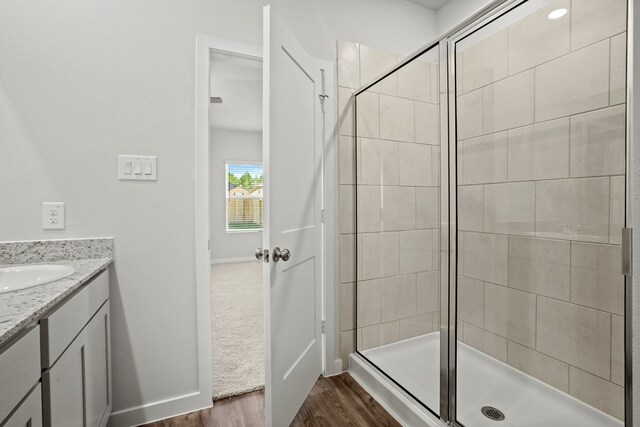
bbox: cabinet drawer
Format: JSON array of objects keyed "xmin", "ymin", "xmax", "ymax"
[
  {"xmin": 0, "ymin": 326, "xmax": 40, "ymax": 424},
  {"xmin": 40, "ymin": 270, "xmax": 109, "ymax": 368},
  {"xmin": 3, "ymin": 384, "xmax": 43, "ymax": 427}
]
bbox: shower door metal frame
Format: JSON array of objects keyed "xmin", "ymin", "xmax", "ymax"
[
  {"xmin": 444, "ymin": 2, "xmax": 532, "ymax": 424},
  {"xmin": 624, "ymin": 1, "xmax": 634, "ymax": 426},
  {"xmin": 353, "ymin": 39, "xmax": 446, "ymax": 422},
  {"xmin": 444, "ymin": 0, "xmax": 635, "ymax": 425},
  {"xmin": 441, "ymin": 0, "xmax": 545, "ymax": 423},
  {"xmin": 438, "ymin": 37, "xmax": 451, "ymax": 421},
  {"xmin": 351, "ymin": 0, "xmax": 634, "ymax": 425}
]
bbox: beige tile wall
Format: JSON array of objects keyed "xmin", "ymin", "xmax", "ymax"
[
  {"xmin": 456, "ymin": 0, "xmax": 627, "ymax": 419},
  {"xmin": 337, "ymin": 40, "xmax": 441, "ymax": 368},
  {"xmin": 337, "ymin": 0, "xmax": 627, "ymax": 419}
]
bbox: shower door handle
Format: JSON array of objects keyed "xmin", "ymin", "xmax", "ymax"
[{"xmin": 272, "ymin": 247, "xmax": 291, "ymax": 262}]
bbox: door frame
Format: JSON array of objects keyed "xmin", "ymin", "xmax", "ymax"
[
  {"xmin": 445, "ymin": 1, "xmax": 635, "ymax": 425},
  {"xmin": 194, "ymin": 34, "xmax": 339, "ymax": 409}
]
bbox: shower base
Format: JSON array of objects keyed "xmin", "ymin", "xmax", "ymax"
[{"xmin": 350, "ymin": 332, "xmax": 622, "ymax": 427}]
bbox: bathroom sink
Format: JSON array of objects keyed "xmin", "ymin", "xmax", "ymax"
[{"xmin": 0, "ymin": 264, "xmax": 76, "ymax": 295}]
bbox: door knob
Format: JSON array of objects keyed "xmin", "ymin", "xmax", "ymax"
[
  {"xmin": 272, "ymin": 247, "xmax": 291, "ymax": 262},
  {"xmin": 255, "ymin": 248, "xmax": 269, "ymax": 262}
]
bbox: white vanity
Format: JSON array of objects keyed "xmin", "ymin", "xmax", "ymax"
[{"xmin": 0, "ymin": 238, "xmax": 113, "ymax": 427}]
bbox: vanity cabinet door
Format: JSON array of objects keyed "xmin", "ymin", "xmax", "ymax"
[
  {"xmin": 0, "ymin": 326, "xmax": 40, "ymax": 424},
  {"xmin": 43, "ymin": 300, "xmax": 111, "ymax": 427},
  {"xmin": 3, "ymin": 384, "xmax": 43, "ymax": 427},
  {"xmin": 43, "ymin": 301, "xmax": 111, "ymax": 427},
  {"xmin": 43, "ymin": 332, "xmax": 85, "ymax": 427},
  {"xmin": 84, "ymin": 301, "xmax": 111, "ymax": 427}
]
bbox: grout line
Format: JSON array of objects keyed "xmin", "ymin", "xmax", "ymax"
[
  {"xmin": 360, "ymin": 132, "xmax": 440, "ymax": 146},
  {"xmin": 413, "ymin": 99, "xmax": 417, "ymax": 145},
  {"xmin": 457, "ymin": 32, "xmax": 619, "ymax": 99},
  {"xmin": 450, "ymin": 228, "xmax": 621, "ymax": 247},
  {"xmin": 533, "ymin": 178, "xmax": 537, "ymax": 239},
  {"xmin": 458, "ymin": 100, "xmax": 625, "ymax": 143},
  {"xmin": 459, "ymin": 270, "xmax": 622, "ymax": 318},
  {"xmin": 459, "ymin": 173, "xmax": 623, "ymax": 187},
  {"xmin": 610, "ymin": 312, "xmax": 614, "ymax": 381},
  {"xmin": 377, "ymin": 93, "xmax": 381, "ymax": 139},
  {"xmin": 608, "ymin": 176, "xmax": 613, "ymax": 244},
  {"xmin": 569, "ymin": 0, "xmax": 574, "ymax": 51},
  {"xmin": 568, "ymin": 241, "xmax": 572, "ymax": 303},
  {"xmin": 534, "ymin": 293, "xmax": 538, "ymax": 350},
  {"xmin": 609, "ymin": 36, "xmax": 613, "ymax": 106}
]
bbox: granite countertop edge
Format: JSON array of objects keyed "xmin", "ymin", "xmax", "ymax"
[{"xmin": 0, "ymin": 257, "xmax": 113, "ymax": 347}]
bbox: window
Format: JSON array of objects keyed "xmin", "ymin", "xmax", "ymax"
[{"xmin": 225, "ymin": 162, "xmax": 263, "ymax": 232}]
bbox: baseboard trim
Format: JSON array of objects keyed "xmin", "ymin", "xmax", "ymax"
[
  {"xmin": 334, "ymin": 358, "xmax": 343, "ymax": 374},
  {"xmin": 211, "ymin": 257, "xmax": 257, "ymax": 264},
  {"xmin": 107, "ymin": 391, "xmax": 211, "ymax": 427}
]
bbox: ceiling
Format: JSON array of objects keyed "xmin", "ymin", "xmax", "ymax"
[
  {"xmin": 404, "ymin": 0, "xmax": 451, "ymax": 10},
  {"xmin": 208, "ymin": 0, "xmax": 450, "ymax": 133},
  {"xmin": 209, "ymin": 52, "xmax": 262, "ymax": 132}
]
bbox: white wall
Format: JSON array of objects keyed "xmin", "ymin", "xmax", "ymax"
[
  {"xmin": 3, "ymin": 0, "xmax": 638, "ymax": 423},
  {"xmin": 436, "ymin": 0, "xmax": 493, "ymax": 34},
  {"xmin": 0, "ymin": 0, "xmax": 214, "ymax": 424},
  {"xmin": 212, "ymin": 0, "xmax": 438, "ymax": 61},
  {"xmin": 0, "ymin": 0, "xmax": 436, "ymax": 424},
  {"xmin": 210, "ymin": 128, "xmax": 262, "ymax": 263}
]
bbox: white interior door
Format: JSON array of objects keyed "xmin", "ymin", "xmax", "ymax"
[{"xmin": 262, "ymin": 5, "xmax": 323, "ymax": 427}]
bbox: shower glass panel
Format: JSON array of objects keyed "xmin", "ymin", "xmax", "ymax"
[
  {"xmin": 354, "ymin": 44, "xmax": 441, "ymax": 415},
  {"xmin": 453, "ymin": 0, "xmax": 627, "ymax": 425}
]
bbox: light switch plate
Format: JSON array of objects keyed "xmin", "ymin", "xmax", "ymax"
[
  {"xmin": 118, "ymin": 155, "xmax": 157, "ymax": 181},
  {"xmin": 42, "ymin": 202, "xmax": 65, "ymax": 230}
]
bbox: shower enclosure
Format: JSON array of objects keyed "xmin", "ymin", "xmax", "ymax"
[{"xmin": 350, "ymin": 0, "xmax": 630, "ymax": 425}]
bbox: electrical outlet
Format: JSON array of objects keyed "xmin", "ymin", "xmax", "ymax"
[{"xmin": 42, "ymin": 202, "xmax": 65, "ymax": 230}]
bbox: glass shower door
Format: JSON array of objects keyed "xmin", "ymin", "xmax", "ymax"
[
  {"xmin": 353, "ymin": 44, "xmax": 443, "ymax": 416},
  {"xmin": 452, "ymin": 0, "xmax": 627, "ymax": 425}
]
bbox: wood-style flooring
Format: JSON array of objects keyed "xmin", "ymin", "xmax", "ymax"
[{"xmin": 141, "ymin": 372, "xmax": 401, "ymax": 427}]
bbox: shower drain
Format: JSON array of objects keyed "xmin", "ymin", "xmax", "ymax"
[{"xmin": 481, "ymin": 406, "xmax": 505, "ymax": 421}]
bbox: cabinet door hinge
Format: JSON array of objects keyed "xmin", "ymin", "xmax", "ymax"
[
  {"xmin": 321, "ymin": 209, "xmax": 326, "ymax": 224},
  {"xmin": 321, "ymin": 320, "xmax": 326, "ymax": 333}
]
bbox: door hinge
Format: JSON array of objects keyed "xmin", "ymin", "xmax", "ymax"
[
  {"xmin": 319, "ymin": 94, "xmax": 329, "ymax": 113},
  {"xmin": 321, "ymin": 320, "xmax": 326, "ymax": 333},
  {"xmin": 208, "ymin": 239, "xmax": 210, "ymax": 250},
  {"xmin": 622, "ymin": 228, "xmax": 632, "ymax": 276},
  {"xmin": 321, "ymin": 209, "xmax": 326, "ymax": 223}
]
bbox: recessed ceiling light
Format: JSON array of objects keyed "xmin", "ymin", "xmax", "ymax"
[{"xmin": 548, "ymin": 8, "xmax": 567, "ymax": 19}]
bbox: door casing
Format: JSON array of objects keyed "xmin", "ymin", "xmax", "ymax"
[{"xmin": 193, "ymin": 34, "xmax": 339, "ymax": 415}]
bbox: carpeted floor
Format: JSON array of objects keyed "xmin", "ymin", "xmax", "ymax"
[{"xmin": 211, "ymin": 261, "xmax": 264, "ymax": 400}]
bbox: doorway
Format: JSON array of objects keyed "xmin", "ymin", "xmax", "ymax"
[
  {"xmin": 209, "ymin": 51, "xmax": 265, "ymax": 400},
  {"xmin": 195, "ymin": 16, "xmax": 338, "ymax": 423}
]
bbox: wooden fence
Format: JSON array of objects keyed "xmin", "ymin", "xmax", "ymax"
[{"xmin": 227, "ymin": 197, "xmax": 263, "ymax": 229}]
